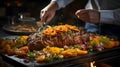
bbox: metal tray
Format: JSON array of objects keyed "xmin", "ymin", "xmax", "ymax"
[
  {"xmin": 2, "ymin": 24, "xmax": 37, "ymax": 35},
  {"xmin": 1, "ymin": 47, "xmax": 120, "ymax": 67},
  {"xmin": 0, "ymin": 36, "xmax": 120, "ymax": 67}
]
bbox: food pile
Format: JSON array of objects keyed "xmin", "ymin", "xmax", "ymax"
[
  {"xmin": 0, "ymin": 36, "xmax": 28, "ymax": 55},
  {"xmin": 0, "ymin": 24, "xmax": 119, "ymax": 63},
  {"xmin": 27, "ymin": 24, "xmax": 86, "ymax": 50}
]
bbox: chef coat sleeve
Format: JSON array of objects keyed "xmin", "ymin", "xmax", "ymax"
[
  {"xmin": 51, "ymin": 0, "xmax": 74, "ymax": 9},
  {"xmin": 100, "ymin": 9, "xmax": 120, "ymax": 25}
]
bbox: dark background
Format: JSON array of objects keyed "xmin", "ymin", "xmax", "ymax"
[
  {"xmin": 0, "ymin": 0, "xmax": 51, "ymax": 20},
  {"xmin": 0, "ymin": 0, "xmax": 88, "ymax": 26}
]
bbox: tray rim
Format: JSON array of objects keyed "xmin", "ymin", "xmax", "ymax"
[{"xmin": 2, "ymin": 24, "xmax": 37, "ymax": 35}]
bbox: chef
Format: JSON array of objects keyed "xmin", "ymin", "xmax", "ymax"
[{"xmin": 40, "ymin": 0, "xmax": 120, "ymax": 40}]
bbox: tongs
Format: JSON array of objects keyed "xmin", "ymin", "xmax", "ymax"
[{"xmin": 37, "ymin": 22, "xmax": 51, "ymax": 33}]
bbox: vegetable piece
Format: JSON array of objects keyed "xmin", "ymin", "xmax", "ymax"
[
  {"xmin": 43, "ymin": 46, "xmax": 62, "ymax": 54},
  {"xmin": 19, "ymin": 46, "xmax": 29, "ymax": 53},
  {"xmin": 76, "ymin": 49, "xmax": 88, "ymax": 55},
  {"xmin": 15, "ymin": 49, "xmax": 27, "ymax": 57},
  {"xmin": 61, "ymin": 49, "xmax": 78, "ymax": 57},
  {"xmin": 103, "ymin": 41, "xmax": 115, "ymax": 49},
  {"xmin": 36, "ymin": 55, "xmax": 45, "ymax": 62}
]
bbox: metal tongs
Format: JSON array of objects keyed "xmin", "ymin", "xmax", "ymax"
[{"xmin": 37, "ymin": 22, "xmax": 51, "ymax": 33}]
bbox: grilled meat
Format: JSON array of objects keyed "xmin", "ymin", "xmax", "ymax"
[{"xmin": 27, "ymin": 25, "xmax": 87, "ymax": 51}]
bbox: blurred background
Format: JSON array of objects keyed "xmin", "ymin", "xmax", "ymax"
[
  {"xmin": 0, "ymin": 0, "xmax": 50, "ymax": 25},
  {"xmin": 0, "ymin": 0, "xmax": 88, "ymax": 26}
]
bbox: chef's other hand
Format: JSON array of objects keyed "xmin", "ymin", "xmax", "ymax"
[
  {"xmin": 75, "ymin": 9, "xmax": 100, "ymax": 23},
  {"xmin": 40, "ymin": 1, "xmax": 59, "ymax": 24}
]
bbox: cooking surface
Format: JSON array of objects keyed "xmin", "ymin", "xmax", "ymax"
[
  {"xmin": 1, "ymin": 46, "xmax": 120, "ymax": 67},
  {"xmin": 0, "ymin": 36, "xmax": 120, "ymax": 67},
  {"xmin": 0, "ymin": 20, "xmax": 120, "ymax": 67}
]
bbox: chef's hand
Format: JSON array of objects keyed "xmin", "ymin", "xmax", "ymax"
[
  {"xmin": 75, "ymin": 9, "xmax": 100, "ymax": 23},
  {"xmin": 40, "ymin": 7, "xmax": 56, "ymax": 24},
  {"xmin": 40, "ymin": 1, "xmax": 59, "ymax": 24}
]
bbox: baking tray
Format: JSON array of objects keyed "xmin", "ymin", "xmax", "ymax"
[
  {"xmin": 2, "ymin": 24, "xmax": 37, "ymax": 35},
  {"xmin": 0, "ymin": 36, "xmax": 120, "ymax": 67},
  {"xmin": 1, "ymin": 47, "xmax": 120, "ymax": 67}
]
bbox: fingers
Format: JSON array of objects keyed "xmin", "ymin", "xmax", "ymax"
[
  {"xmin": 75, "ymin": 9, "xmax": 99, "ymax": 23},
  {"xmin": 75, "ymin": 9, "xmax": 84, "ymax": 18},
  {"xmin": 40, "ymin": 9, "xmax": 55, "ymax": 24},
  {"xmin": 46, "ymin": 14, "xmax": 53, "ymax": 23},
  {"xmin": 75, "ymin": 9, "xmax": 89, "ymax": 22},
  {"xmin": 40, "ymin": 9, "xmax": 48, "ymax": 23}
]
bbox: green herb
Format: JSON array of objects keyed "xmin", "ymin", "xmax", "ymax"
[
  {"xmin": 67, "ymin": 30, "xmax": 72, "ymax": 34},
  {"xmin": 99, "ymin": 37, "xmax": 110, "ymax": 45},
  {"xmin": 73, "ymin": 26, "xmax": 78, "ymax": 28},
  {"xmin": 88, "ymin": 46, "xmax": 94, "ymax": 52},
  {"xmin": 45, "ymin": 57, "xmax": 54, "ymax": 63},
  {"xmin": 57, "ymin": 55, "xmax": 64, "ymax": 60},
  {"xmin": 27, "ymin": 51, "xmax": 36, "ymax": 61},
  {"xmin": 74, "ymin": 45, "xmax": 81, "ymax": 49},
  {"xmin": 90, "ymin": 40, "xmax": 97, "ymax": 46}
]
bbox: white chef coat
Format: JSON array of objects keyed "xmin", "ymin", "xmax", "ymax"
[{"xmin": 51, "ymin": 0, "xmax": 120, "ymax": 25}]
